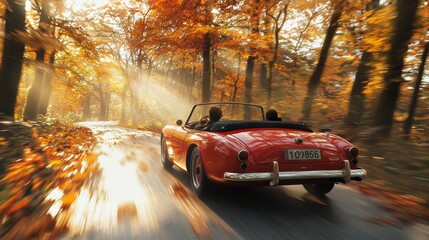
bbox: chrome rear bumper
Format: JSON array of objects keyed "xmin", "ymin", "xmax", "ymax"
[{"xmin": 223, "ymin": 160, "xmax": 367, "ymax": 186}]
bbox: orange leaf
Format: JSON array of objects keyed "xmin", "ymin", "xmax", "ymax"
[
  {"xmin": 6, "ymin": 196, "xmax": 32, "ymax": 214},
  {"xmin": 61, "ymin": 192, "xmax": 77, "ymax": 209}
]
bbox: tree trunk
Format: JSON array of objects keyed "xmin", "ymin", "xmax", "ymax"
[
  {"xmin": 202, "ymin": 32, "xmax": 211, "ymax": 102},
  {"xmin": 302, "ymin": 0, "xmax": 344, "ymax": 120},
  {"xmin": 105, "ymin": 92, "xmax": 111, "ymax": 121},
  {"xmin": 23, "ymin": 1, "xmax": 52, "ymax": 121},
  {"xmin": 120, "ymin": 83, "xmax": 127, "ymax": 124},
  {"xmin": 244, "ymin": 0, "xmax": 260, "ymax": 119},
  {"xmin": 98, "ymin": 85, "xmax": 107, "ymax": 121},
  {"xmin": 83, "ymin": 95, "xmax": 91, "ymax": 120},
  {"xmin": 190, "ymin": 66, "xmax": 196, "ymax": 102},
  {"xmin": 99, "ymin": 99, "xmax": 106, "ymax": 121},
  {"xmin": 266, "ymin": 2, "xmax": 289, "ymax": 109},
  {"xmin": 259, "ymin": 2, "xmax": 271, "ymax": 91},
  {"xmin": 165, "ymin": 55, "xmax": 173, "ymax": 89},
  {"xmin": 39, "ymin": 51, "xmax": 55, "ymax": 116},
  {"xmin": 374, "ymin": 0, "xmax": 419, "ymax": 135},
  {"xmin": 132, "ymin": 96, "xmax": 139, "ymax": 125},
  {"xmin": 136, "ymin": 60, "xmax": 143, "ymax": 124},
  {"xmin": 244, "ymin": 55, "xmax": 256, "ymax": 119},
  {"xmin": 403, "ymin": 42, "xmax": 428, "ymax": 138},
  {"xmin": 232, "ymin": 53, "xmax": 242, "ymax": 102},
  {"xmin": 99, "ymin": 93, "xmax": 110, "ymax": 121},
  {"xmin": 129, "ymin": 83, "xmax": 134, "ymax": 122},
  {"xmin": 267, "ymin": 61, "xmax": 274, "ymax": 108},
  {"xmin": 346, "ymin": 52, "xmax": 373, "ymax": 125},
  {"xmin": 147, "ymin": 61, "xmax": 153, "ymax": 82},
  {"xmin": 346, "ymin": 0, "xmax": 379, "ymax": 126},
  {"xmin": 23, "ymin": 58, "xmax": 46, "ymax": 121},
  {"xmin": 259, "ymin": 63, "xmax": 268, "ymax": 89},
  {"xmin": 0, "ymin": 0, "xmax": 26, "ymax": 119},
  {"xmin": 179, "ymin": 59, "xmax": 185, "ymax": 96}
]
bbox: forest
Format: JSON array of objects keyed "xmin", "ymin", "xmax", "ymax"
[
  {"xmin": 0, "ymin": 0, "xmax": 429, "ymax": 235},
  {"xmin": 0, "ymin": 0, "xmax": 426, "ymax": 135}
]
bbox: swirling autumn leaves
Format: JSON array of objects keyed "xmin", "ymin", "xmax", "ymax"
[{"xmin": 0, "ymin": 124, "xmax": 98, "ymax": 239}]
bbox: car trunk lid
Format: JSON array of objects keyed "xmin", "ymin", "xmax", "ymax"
[{"xmin": 230, "ymin": 129, "xmax": 342, "ymax": 164}]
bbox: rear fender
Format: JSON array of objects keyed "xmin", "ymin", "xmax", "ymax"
[
  {"xmin": 325, "ymin": 133, "xmax": 359, "ymax": 167},
  {"xmin": 187, "ymin": 134, "xmax": 251, "ymax": 183}
]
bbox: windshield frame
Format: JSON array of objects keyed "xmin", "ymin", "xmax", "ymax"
[{"xmin": 185, "ymin": 102, "xmax": 265, "ymax": 126}]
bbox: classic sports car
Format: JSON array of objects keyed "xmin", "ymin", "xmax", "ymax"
[{"xmin": 161, "ymin": 102, "xmax": 367, "ymax": 197}]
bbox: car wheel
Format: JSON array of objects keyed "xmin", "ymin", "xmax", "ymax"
[
  {"xmin": 303, "ymin": 183, "xmax": 335, "ymax": 197},
  {"xmin": 161, "ymin": 136, "xmax": 173, "ymax": 169},
  {"xmin": 190, "ymin": 147, "xmax": 210, "ymax": 196}
]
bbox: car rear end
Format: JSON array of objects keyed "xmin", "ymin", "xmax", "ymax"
[{"xmin": 222, "ymin": 128, "xmax": 366, "ymax": 186}]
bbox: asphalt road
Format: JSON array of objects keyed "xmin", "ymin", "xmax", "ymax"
[{"xmin": 53, "ymin": 122, "xmax": 428, "ymax": 240}]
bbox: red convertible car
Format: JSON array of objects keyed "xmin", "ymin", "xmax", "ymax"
[{"xmin": 161, "ymin": 102, "xmax": 367, "ymax": 197}]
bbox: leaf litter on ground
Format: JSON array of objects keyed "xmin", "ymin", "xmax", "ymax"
[{"xmin": 0, "ymin": 122, "xmax": 98, "ymax": 239}]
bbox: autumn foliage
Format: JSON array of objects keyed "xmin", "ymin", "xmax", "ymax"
[
  {"xmin": 0, "ymin": 0, "xmax": 428, "ymax": 235},
  {"xmin": 0, "ymin": 123, "xmax": 98, "ymax": 238}
]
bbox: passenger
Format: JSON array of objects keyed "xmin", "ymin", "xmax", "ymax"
[
  {"xmin": 266, "ymin": 109, "xmax": 282, "ymax": 121},
  {"xmin": 208, "ymin": 107, "xmax": 222, "ymax": 123},
  {"xmin": 196, "ymin": 107, "xmax": 223, "ymax": 130}
]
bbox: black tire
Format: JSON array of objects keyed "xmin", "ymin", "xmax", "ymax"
[
  {"xmin": 303, "ymin": 183, "xmax": 335, "ymax": 197},
  {"xmin": 161, "ymin": 136, "xmax": 173, "ymax": 169},
  {"xmin": 190, "ymin": 147, "xmax": 210, "ymax": 197}
]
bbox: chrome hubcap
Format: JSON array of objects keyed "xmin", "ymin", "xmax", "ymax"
[{"xmin": 192, "ymin": 153, "xmax": 202, "ymax": 189}]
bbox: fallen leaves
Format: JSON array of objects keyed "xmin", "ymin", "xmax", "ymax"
[
  {"xmin": 61, "ymin": 192, "xmax": 78, "ymax": 210},
  {"xmin": 350, "ymin": 182, "xmax": 429, "ymax": 226},
  {"xmin": 170, "ymin": 181, "xmax": 212, "ymax": 238},
  {"xmin": 138, "ymin": 162, "xmax": 150, "ymax": 173},
  {"xmin": 6, "ymin": 196, "xmax": 33, "ymax": 215},
  {"xmin": 170, "ymin": 181, "xmax": 189, "ymax": 200},
  {"xmin": 0, "ymin": 122, "xmax": 98, "ymax": 238},
  {"xmin": 117, "ymin": 202, "xmax": 138, "ymax": 222},
  {"xmin": 0, "ymin": 136, "xmax": 8, "ymax": 146},
  {"xmin": 344, "ymin": 128, "xmax": 429, "ymax": 227},
  {"xmin": 2, "ymin": 212, "xmax": 57, "ymax": 240}
]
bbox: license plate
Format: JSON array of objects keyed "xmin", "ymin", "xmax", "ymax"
[{"xmin": 285, "ymin": 149, "xmax": 321, "ymax": 160}]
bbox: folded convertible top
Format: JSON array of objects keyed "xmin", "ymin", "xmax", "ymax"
[{"xmin": 207, "ymin": 121, "xmax": 313, "ymax": 132}]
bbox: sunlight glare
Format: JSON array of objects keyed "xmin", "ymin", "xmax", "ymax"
[
  {"xmin": 58, "ymin": 132, "xmax": 169, "ymax": 237},
  {"xmin": 131, "ymin": 76, "xmax": 193, "ymax": 124},
  {"xmin": 46, "ymin": 187, "xmax": 65, "ymax": 218},
  {"xmin": 65, "ymin": 0, "xmax": 109, "ymax": 12}
]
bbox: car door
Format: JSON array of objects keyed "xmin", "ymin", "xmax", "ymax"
[{"xmin": 171, "ymin": 126, "xmax": 188, "ymax": 162}]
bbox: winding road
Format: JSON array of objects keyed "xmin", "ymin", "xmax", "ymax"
[{"xmin": 52, "ymin": 122, "xmax": 428, "ymax": 240}]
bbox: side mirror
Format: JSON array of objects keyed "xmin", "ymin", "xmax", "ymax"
[{"xmin": 176, "ymin": 119, "xmax": 183, "ymax": 126}]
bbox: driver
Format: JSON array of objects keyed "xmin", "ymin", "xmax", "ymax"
[
  {"xmin": 266, "ymin": 109, "xmax": 282, "ymax": 121},
  {"xmin": 195, "ymin": 107, "xmax": 222, "ymax": 130}
]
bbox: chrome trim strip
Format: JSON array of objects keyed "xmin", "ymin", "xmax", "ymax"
[
  {"xmin": 270, "ymin": 161, "xmax": 279, "ymax": 186},
  {"xmin": 224, "ymin": 163, "xmax": 367, "ymax": 182}
]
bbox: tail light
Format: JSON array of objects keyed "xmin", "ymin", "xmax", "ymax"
[
  {"xmin": 349, "ymin": 147, "xmax": 359, "ymax": 164},
  {"xmin": 349, "ymin": 147, "xmax": 359, "ymax": 157},
  {"xmin": 238, "ymin": 150, "xmax": 249, "ymax": 161},
  {"xmin": 238, "ymin": 150, "xmax": 249, "ymax": 169}
]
